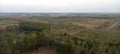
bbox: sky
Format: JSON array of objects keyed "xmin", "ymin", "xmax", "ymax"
[{"xmin": 0, "ymin": 0, "xmax": 120, "ymax": 13}]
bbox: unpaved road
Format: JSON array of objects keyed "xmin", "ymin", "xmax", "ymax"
[
  {"xmin": 68, "ymin": 29, "xmax": 81, "ymax": 35},
  {"xmin": 68, "ymin": 29, "xmax": 85, "ymax": 35},
  {"xmin": 107, "ymin": 21, "xmax": 120, "ymax": 30},
  {"xmin": 68, "ymin": 21, "xmax": 120, "ymax": 35}
]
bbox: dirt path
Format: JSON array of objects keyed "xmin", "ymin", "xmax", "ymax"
[
  {"xmin": 68, "ymin": 29, "xmax": 85, "ymax": 35},
  {"xmin": 107, "ymin": 21, "xmax": 119, "ymax": 30},
  {"xmin": 68, "ymin": 21, "xmax": 120, "ymax": 35}
]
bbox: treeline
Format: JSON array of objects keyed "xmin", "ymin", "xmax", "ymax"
[
  {"xmin": 0, "ymin": 22, "xmax": 78, "ymax": 54},
  {"xmin": 0, "ymin": 22, "xmax": 51, "ymax": 54},
  {"xmin": 69, "ymin": 30, "xmax": 120, "ymax": 54}
]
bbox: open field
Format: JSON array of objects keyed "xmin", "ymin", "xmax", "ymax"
[{"xmin": 0, "ymin": 13, "xmax": 120, "ymax": 54}]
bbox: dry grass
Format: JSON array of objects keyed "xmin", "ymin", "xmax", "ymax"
[
  {"xmin": 72, "ymin": 22, "xmax": 95, "ymax": 29},
  {"xmin": 0, "ymin": 24, "xmax": 19, "ymax": 30}
]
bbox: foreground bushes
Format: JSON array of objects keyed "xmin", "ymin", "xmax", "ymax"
[{"xmin": 0, "ymin": 22, "xmax": 120, "ymax": 54}]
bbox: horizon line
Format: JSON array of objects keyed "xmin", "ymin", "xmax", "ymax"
[{"xmin": 0, "ymin": 12, "xmax": 120, "ymax": 14}]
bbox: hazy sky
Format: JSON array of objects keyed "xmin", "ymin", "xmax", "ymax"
[{"xmin": 0, "ymin": 0, "xmax": 120, "ymax": 13}]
